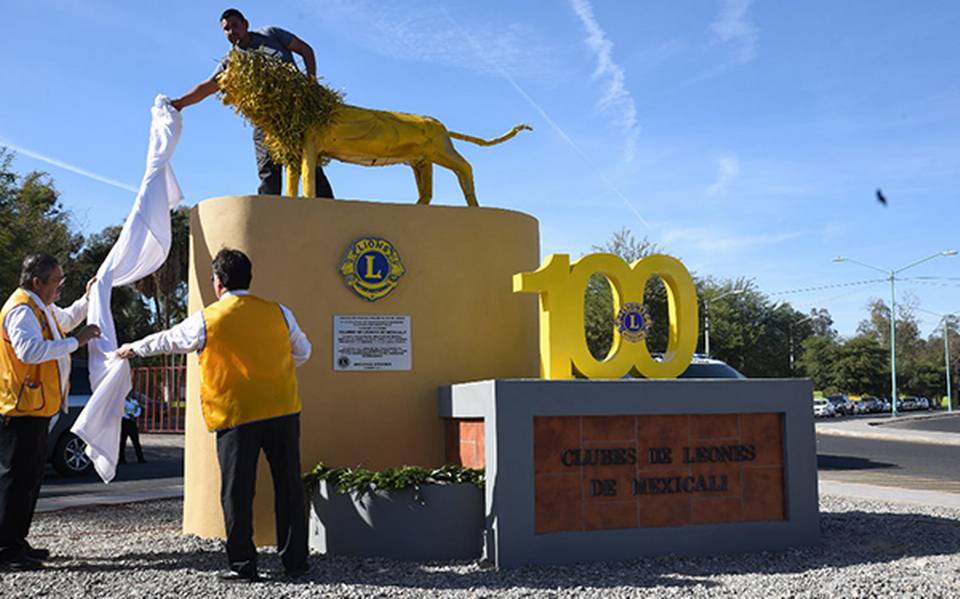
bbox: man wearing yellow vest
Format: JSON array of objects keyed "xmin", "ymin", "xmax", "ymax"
[
  {"xmin": 117, "ymin": 248, "xmax": 311, "ymax": 582},
  {"xmin": 0, "ymin": 253, "xmax": 100, "ymax": 571}
]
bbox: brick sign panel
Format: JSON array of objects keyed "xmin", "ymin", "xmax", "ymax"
[{"xmin": 533, "ymin": 414, "xmax": 785, "ymax": 534}]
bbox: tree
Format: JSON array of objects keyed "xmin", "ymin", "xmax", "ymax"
[
  {"xmin": 0, "ymin": 149, "xmax": 83, "ymax": 293},
  {"xmin": 855, "ymin": 297, "xmax": 932, "ymax": 398},
  {"xmin": 584, "ymin": 229, "xmax": 663, "ymax": 360},
  {"xmin": 857, "ymin": 297, "xmax": 923, "ymax": 356},
  {"xmin": 806, "ymin": 308, "xmax": 836, "ymax": 338},
  {"xmin": 0, "ymin": 149, "xmax": 188, "ymax": 358},
  {"xmin": 833, "ymin": 335, "xmax": 888, "ymax": 396},
  {"xmin": 796, "ymin": 334, "xmax": 841, "ymax": 392},
  {"xmin": 134, "ymin": 208, "xmax": 190, "ymax": 332},
  {"xmin": 696, "ymin": 280, "xmax": 816, "ymax": 378}
]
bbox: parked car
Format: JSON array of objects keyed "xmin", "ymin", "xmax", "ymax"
[
  {"xmin": 826, "ymin": 394, "xmax": 855, "ymax": 416},
  {"xmin": 918, "ymin": 397, "xmax": 930, "ymax": 410},
  {"xmin": 47, "ymin": 360, "xmax": 94, "ymax": 476},
  {"xmin": 898, "ymin": 396, "xmax": 920, "ymax": 411},
  {"xmin": 677, "ymin": 356, "xmax": 746, "ymax": 379},
  {"xmin": 857, "ymin": 396, "xmax": 884, "ymax": 414},
  {"xmin": 813, "ymin": 399, "xmax": 836, "ymax": 418}
]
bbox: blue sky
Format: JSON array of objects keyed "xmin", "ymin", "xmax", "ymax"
[{"xmin": 3, "ymin": 0, "xmax": 959, "ymax": 337}]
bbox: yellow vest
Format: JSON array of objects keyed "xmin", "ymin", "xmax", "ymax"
[
  {"xmin": 0, "ymin": 289, "xmax": 64, "ymax": 417},
  {"xmin": 199, "ymin": 293, "xmax": 300, "ymax": 431}
]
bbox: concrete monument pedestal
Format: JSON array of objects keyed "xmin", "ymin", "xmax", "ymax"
[{"xmin": 441, "ymin": 378, "xmax": 820, "ymax": 569}]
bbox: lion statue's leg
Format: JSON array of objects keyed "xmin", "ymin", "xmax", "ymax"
[
  {"xmin": 301, "ymin": 146, "xmax": 318, "ymax": 198},
  {"xmin": 434, "ymin": 146, "xmax": 478, "ymax": 207},
  {"xmin": 412, "ymin": 161, "xmax": 433, "ymax": 205},
  {"xmin": 283, "ymin": 167, "xmax": 299, "ymax": 197}
]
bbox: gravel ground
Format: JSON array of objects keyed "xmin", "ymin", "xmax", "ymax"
[{"xmin": 2, "ymin": 495, "xmax": 959, "ymax": 598}]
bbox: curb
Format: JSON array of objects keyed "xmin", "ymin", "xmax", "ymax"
[
  {"xmin": 816, "ymin": 426, "xmax": 960, "ymax": 447},
  {"xmin": 868, "ymin": 412, "xmax": 960, "ymax": 426},
  {"xmin": 36, "ymin": 481, "xmax": 183, "ymax": 513},
  {"xmin": 819, "ymin": 479, "xmax": 960, "ymax": 510}
]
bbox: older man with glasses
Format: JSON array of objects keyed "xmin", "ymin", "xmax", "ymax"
[{"xmin": 0, "ymin": 253, "xmax": 100, "ymax": 571}]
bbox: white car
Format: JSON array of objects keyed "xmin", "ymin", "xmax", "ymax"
[{"xmin": 813, "ymin": 399, "xmax": 836, "ymax": 418}]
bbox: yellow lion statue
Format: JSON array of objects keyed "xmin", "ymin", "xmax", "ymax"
[{"xmin": 218, "ymin": 51, "xmax": 530, "ymax": 207}]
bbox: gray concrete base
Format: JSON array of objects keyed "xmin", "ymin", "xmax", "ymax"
[
  {"xmin": 309, "ymin": 481, "xmax": 484, "ymax": 561},
  {"xmin": 440, "ymin": 379, "xmax": 821, "ymax": 569}
]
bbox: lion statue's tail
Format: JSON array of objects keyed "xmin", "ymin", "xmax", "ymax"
[{"xmin": 448, "ymin": 124, "xmax": 532, "ymax": 147}]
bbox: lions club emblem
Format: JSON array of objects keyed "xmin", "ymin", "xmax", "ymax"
[
  {"xmin": 616, "ymin": 302, "xmax": 652, "ymax": 343},
  {"xmin": 339, "ymin": 237, "xmax": 405, "ymax": 301}
]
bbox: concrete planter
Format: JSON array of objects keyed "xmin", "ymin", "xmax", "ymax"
[{"xmin": 309, "ymin": 481, "xmax": 483, "ymax": 561}]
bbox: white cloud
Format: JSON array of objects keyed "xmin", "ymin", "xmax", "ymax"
[
  {"xmin": 706, "ymin": 155, "xmax": 740, "ymax": 196},
  {"xmin": 306, "ymin": 0, "xmax": 556, "ymax": 80},
  {"xmin": 661, "ymin": 226, "xmax": 805, "ymax": 254},
  {"xmin": 1, "ymin": 139, "xmax": 138, "ymax": 193},
  {"xmin": 569, "ymin": 0, "xmax": 640, "ymax": 163},
  {"xmin": 709, "ymin": 0, "xmax": 759, "ymax": 64}
]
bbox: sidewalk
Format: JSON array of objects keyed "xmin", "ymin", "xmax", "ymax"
[{"xmin": 815, "ymin": 413, "xmax": 960, "ymax": 446}]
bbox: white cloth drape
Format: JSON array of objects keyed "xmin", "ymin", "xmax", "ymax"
[{"xmin": 72, "ymin": 95, "xmax": 183, "ymax": 482}]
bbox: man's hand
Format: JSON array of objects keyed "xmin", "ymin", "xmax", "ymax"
[
  {"xmin": 85, "ymin": 277, "xmax": 97, "ymax": 299},
  {"xmin": 115, "ymin": 344, "xmax": 137, "ymax": 360},
  {"xmin": 171, "ymin": 98, "xmax": 185, "ymax": 112},
  {"xmin": 75, "ymin": 325, "xmax": 102, "ymax": 346}
]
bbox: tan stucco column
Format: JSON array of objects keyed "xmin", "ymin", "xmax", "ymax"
[{"xmin": 183, "ymin": 196, "xmax": 539, "ymax": 544}]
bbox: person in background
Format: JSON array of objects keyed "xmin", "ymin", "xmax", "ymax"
[
  {"xmin": 0, "ymin": 254, "xmax": 100, "ymax": 571},
  {"xmin": 170, "ymin": 8, "xmax": 334, "ymax": 198},
  {"xmin": 119, "ymin": 394, "xmax": 146, "ymax": 464},
  {"xmin": 117, "ymin": 248, "xmax": 311, "ymax": 582}
]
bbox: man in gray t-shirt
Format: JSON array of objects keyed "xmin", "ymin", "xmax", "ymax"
[{"xmin": 170, "ymin": 8, "xmax": 333, "ymax": 198}]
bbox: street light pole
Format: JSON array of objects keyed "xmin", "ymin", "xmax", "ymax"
[
  {"xmin": 945, "ymin": 316, "xmax": 953, "ymax": 412},
  {"xmin": 833, "ymin": 249, "xmax": 957, "ymax": 418},
  {"xmin": 915, "ymin": 307, "xmax": 955, "ymax": 413},
  {"xmin": 788, "ymin": 313, "xmax": 816, "ymax": 376},
  {"xmin": 889, "ymin": 271, "xmax": 897, "ymax": 417},
  {"xmin": 703, "ymin": 288, "xmax": 746, "ymax": 358}
]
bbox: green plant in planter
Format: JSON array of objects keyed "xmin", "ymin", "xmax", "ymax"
[{"xmin": 303, "ymin": 463, "xmax": 484, "ymax": 503}]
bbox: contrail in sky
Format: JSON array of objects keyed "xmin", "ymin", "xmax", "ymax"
[
  {"xmin": 0, "ymin": 139, "xmax": 139, "ymax": 193},
  {"xmin": 435, "ymin": 3, "xmax": 651, "ymax": 230}
]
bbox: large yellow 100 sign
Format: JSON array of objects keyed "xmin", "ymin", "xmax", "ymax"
[{"xmin": 513, "ymin": 253, "xmax": 699, "ymax": 380}]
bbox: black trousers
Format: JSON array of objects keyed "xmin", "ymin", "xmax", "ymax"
[
  {"xmin": 0, "ymin": 416, "xmax": 49, "ymax": 556},
  {"xmin": 254, "ymin": 128, "xmax": 334, "ymax": 198},
  {"xmin": 119, "ymin": 418, "xmax": 144, "ymax": 463},
  {"xmin": 216, "ymin": 413, "xmax": 308, "ymax": 574}
]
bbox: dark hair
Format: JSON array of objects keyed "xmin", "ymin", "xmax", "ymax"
[
  {"xmin": 19, "ymin": 253, "xmax": 60, "ymax": 289},
  {"xmin": 220, "ymin": 8, "xmax": 245, "ymax": 22},
  {"xmin": 212, "ymin": 248, "xmax": 252, "ymax": 291}
]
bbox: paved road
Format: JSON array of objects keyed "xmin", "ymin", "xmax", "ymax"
[
  {"xmin": 883, "ymin": 413, "xmax": 960, "ymax": 433},
  {"xmin": 818, "ymin": 434, "xmax": 960, "ymax": 494},
  {"xmin": 38, "ymin": 434, "xmax": 183, "ymax": 512}
]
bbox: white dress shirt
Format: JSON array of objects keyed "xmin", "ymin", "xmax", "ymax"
[
  {"xmin": 3, "ymin": 289, "xmax": 88, "ymax": 401},
  {"xmin": 129, "ymin": 290, "xmax": 311, "ymax": 366}
]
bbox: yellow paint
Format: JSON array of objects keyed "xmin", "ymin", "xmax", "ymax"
[
  {"xmin": 514, "ymin": 253, "xmax": 699, "ymax": 380},
  {"xmin": 184, "ymin": 195, "xmax": 539, "ymax": 544},
  {"xmin": 0, "ymin": 289, "xmax": 64, "ymax": 417},
  {"xmin": 289, "ymin": 105, "xmax": 531, "ymax": 206},
  {"xmin": 199, "ymin": 294, "xmax": 300, "ymax": 431},
  {"xmin": 216, "ymin": 49, "xmax": 531, "ymax": 206}
]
